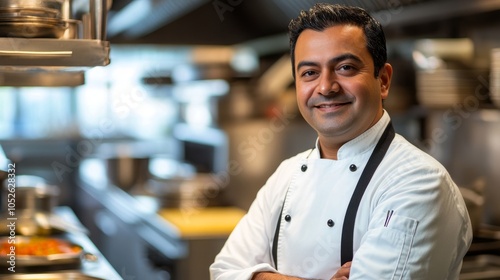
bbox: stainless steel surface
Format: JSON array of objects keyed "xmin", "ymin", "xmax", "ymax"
[
  {"xmin": 459, "ymin": 179, "xmax": 485, "ymax": 235},
  {"xmin": 0, "ymin": 21, "xmax": 65, "ymax": 38},
  {"xmin": 53, "ymin": 207, "xmax": 122, "ymax": 280},
  {"xmin": 0, "ymin": 38, "xmax": 109, "ymax": 67},
  {"xmin": 78, "ymin": 158, "xmax": 230, "ymax": 280},
  {"xmin": 461, "ymin": 255, "xmax": 500, "ymax": 279},
  {"xmin": 105, "ymin": 157, "xmax": 149, "ymax": 192},
  {"xmin": 222, "ymin": 119, "xmax": 317, "ymax": 210},
  {"xmin": 0, "ymin": 0, "xmax": 63, "ymax": 13},
  {"xmin": 0, "ymin": 69, "xmax": 85, "ymax": 87},
  {"xmin": 0, "ymin": 0, "xmax": 110, "ymax": 86},
  {"xmin": 3, "ymin": 175, "xmax": 59, "ymax": 212},
  {"xmin": 425, "ymin": 110, "xmax": 500, "ymax": 226},
  {"xmin": 61, "ymin": 19, "xmax": 82, "ymax": 39},
  {"xmin": 89, "ymin": 0, "xmax": 107, "ymax": 40},
  {"xmin": 0, "ymin": 0, "xmax": 66, "ymax": 38},
  {"xmin": 0, "ymin": 175, "xmax": 62, "ymax": 236},
  {"xmin": 104, "ymin": 0, "xmax": 500, "ymax": 46}
]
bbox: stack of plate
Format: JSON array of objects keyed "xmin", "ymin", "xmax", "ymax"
[
  {"xmin": 491, "ymin": 48, "xmax": 500, "ymax": 108},
  {"xmin": 416, "ymin": 68, "xmax": 487, "ymax": 108},
  {"xmin": 0, "ymin": 0, "xmax": 66, "ymax": 38}
]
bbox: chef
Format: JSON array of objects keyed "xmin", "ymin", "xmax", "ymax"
[{"xmin": 210, "ymin": 3, "xmax": 472, "ymax": 280}]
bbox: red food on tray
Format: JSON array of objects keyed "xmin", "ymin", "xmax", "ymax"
[{"xmin": 0, "ymin": 237, "xmax": 82, "ymax": 256}]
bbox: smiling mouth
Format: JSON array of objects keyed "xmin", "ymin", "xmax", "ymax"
[{"xmin": 315, "ymin": 102, "xmax": 351, "ymax": 108}]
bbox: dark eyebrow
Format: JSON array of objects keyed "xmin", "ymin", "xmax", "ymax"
[
  {"xmin": 329, "ymin": 53, "xmax": 363, "ymax": 65},
  {"xmin": 296, "ymin": 53, "xmax": 363, "ymax": 71}
]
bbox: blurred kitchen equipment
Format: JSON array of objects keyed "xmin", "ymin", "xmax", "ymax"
[
  {"xmin": 106, "ymin": 156, "xmax": 149, "ymax": 192},
  {"xmin": 413, "ymin": 38, "xmax": 489, "ymax": 108},
  {"xmin": 1, "ymin": 175, "xmax": 58, "ymax": 236},
  {"xmin": 148, "ymin": 172, "xmax": 219, "ymax": 209},
  {"xmin": 491, "ymin": 48, "xmax": 500, "ymax": 108},
  {"xmin": 413, "ymin": 38, "xmax": 474, "ymax": 70},
  {"xmin": 0, "ymin": 0, "xmax": 66, "ymax": 38},
  {"xmin": 147, "ymin": 157, "xmax": 220, "ymax": 208},
  {"xmin": 61, "ymin": 18, "xmax": 82, "ymax": 39},
  {"xmin": 415, "ymin": 68, "xmax": 488, "ymax": 108},
  {"xmin": 459, "ymin": 178, "xmax": 486, "ymax": 235},
  {"xmin": 0, "ymin": 145, "xmax": 10, "ymax": 187},
  {"xmin": 8, "ymin": 175, "xmax": 59, "ymax": 212},
  {"xmin": 89, "ymin": 0, "xmax": 108, "ymax": 40},
  {"xmin": 96, "ymin": 142, "xmax": 158, "ymax": 192},
  {"xmin": 0, "ymin": 0, "xmax": 111, "ymax": 87},
  {"xmin": 460, "ymin": 255, "xmax": 500, "ymax": 280}
]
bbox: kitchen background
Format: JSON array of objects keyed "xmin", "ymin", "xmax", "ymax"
[{"xmin": 1, "ymin": 0, "xmax": 500, "ymax": 279}]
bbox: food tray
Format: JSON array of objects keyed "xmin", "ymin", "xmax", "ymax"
[{"xmin": 0, "ymin": 236, "xmax": 83, "ymax": 267}]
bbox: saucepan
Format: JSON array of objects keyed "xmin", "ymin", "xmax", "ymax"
[{"xmin": 0, "ymin": 175, "xmax": 61, "ymax": 236}]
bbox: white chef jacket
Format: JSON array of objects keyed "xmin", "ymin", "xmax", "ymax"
[{"xmin": 210, "ymin": 112, "xmax": 472, "ymax": 280}]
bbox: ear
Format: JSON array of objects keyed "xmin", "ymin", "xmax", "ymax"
[{"xmin": 379, "ymin": 63, "xmax": 393, "ymax": 100}]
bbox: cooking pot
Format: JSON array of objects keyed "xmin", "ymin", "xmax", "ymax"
[
  {"xmin": 0, "ymin": 0, "xmax": 67, "ymax": 38},
  {"xmin": 106, "ymin": 156, "xmax": 150, "ymax": 192},
  {"xmin": 4, "ymin": 175, "xmax": 59, "ymax": 213},
  {"xmin": 0, "ymin": 0, "xmax": 64, "ymax": 10},
  {"xmin": 1, "ymin": 175, "xmax": 60, "ymax": 236}
]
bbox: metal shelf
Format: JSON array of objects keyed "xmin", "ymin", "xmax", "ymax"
[{"xmin": 0, "ymin": 38, "xmax": 110, "ymax": 69}]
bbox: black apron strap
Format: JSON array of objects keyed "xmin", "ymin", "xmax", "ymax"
[
  {"xmin": 272, "ymin": 200, "xmax": 285, "ymax": 269},
  {"xmin": 340, "ymin": 122, "xmax": 395, "ymax": 265}
]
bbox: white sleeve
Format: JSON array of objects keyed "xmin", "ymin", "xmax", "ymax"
[{"xmin": 209, "ymin": 160, "xmax": 292, "ymax": 280}]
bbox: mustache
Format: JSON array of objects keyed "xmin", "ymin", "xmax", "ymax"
[{"xmin": 307, "ymin": 95, "xmax": 352, "ymax": 106}]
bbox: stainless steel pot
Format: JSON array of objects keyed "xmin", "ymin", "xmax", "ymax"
[
  {"xmin": 5, "ymin": 175, "xmax": 59, "ymax": 213},
  {"xmin": 1, "ymin": 175, "xmax": 60, "ymax": 236},
  {"xmin": 0, "ymin": 0, "xmax": 64, "ymax": 14},
  {"xmin": 0, "ymin": 0, "xmax": 66, "ymax": 38},
  {"xmin": 106, "ymin": 157, "xmax": 150, "ymax": 192}
]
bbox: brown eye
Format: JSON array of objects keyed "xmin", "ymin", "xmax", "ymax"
[
  {"xmin": 302, "ymin": 70, "xmax": 316, "ymax": 77},
  {"xmin": 337, "ymin": 64, "xmax": 357, "ymax": 76}
]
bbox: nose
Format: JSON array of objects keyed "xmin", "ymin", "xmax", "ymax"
[{"xmin": 318, "ymin": 72, "xmax": 340, "ymax": 96}]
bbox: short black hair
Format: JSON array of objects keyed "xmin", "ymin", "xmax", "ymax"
[{"xmin": 288, "ymin": 3, "xmax": 387, "ymax": 78}]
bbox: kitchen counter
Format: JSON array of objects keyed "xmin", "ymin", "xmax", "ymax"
[
  {"xmin": 55, "ymin": 207, "xmax": 123, "ymax": 280},
  {"xmin": 75, "ymin": 158, "xmax": 237, "ymax": 280},
  {"xmin": 0, "ymin": 206, "xmax": 122, "ymax": 280}
]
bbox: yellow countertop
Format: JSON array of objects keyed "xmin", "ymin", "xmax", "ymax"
[{"xmin": 158, "ymin": 207, "xmax": 246, "ymax": 238}]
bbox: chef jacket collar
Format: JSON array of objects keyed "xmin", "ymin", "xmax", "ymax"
[{"xmin": 311, "ymin": 110, "xmax": 391, "ymax": 160}]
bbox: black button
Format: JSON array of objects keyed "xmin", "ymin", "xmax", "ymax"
[
  {"xmin": 327, "ymin": 219, "xmax": 334, "ymax": 227},
  {"xmin": 349, "ymin": 164, "xmax": 357, "ymax": 172},
  {"xmin": 301, "ymin": 164, "xmax": 307, "ymax": 172},
  {"xmin": 284, "ymin": 215, "xmax": 291, "ymax": 222}
]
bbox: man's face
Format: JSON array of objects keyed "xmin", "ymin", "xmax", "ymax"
[{"xmin": 294, "ymin": 25, "xmax": 391, "ymax": 146}]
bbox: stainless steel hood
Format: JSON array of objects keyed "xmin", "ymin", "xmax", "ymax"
[
  {"xmin": 0, "ymin": 0, "xmax": 111, "ymax": 87},
  {"xmin": 106, "ymin": 0, "xmax": 500, "ymax": 46}
]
